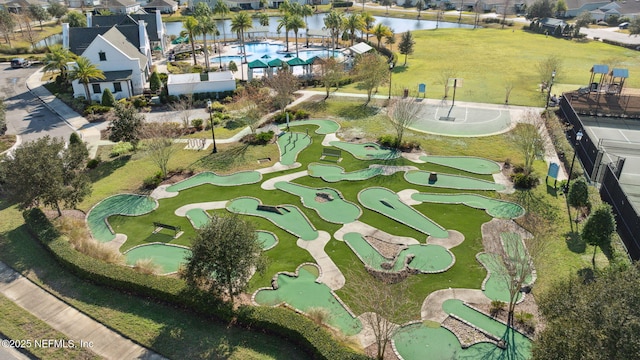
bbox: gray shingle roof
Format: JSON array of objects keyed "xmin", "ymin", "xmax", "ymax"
[
  {"xmin": 92, "ymin": 14, "xmax": 161, "ymax": 42},
  {"xmin": 101, "ymin": 27, "xmax": 148, "ymax": 69}
]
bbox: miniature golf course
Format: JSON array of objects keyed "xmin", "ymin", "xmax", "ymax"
[
  {"xmin": 393, "ymin": 299, "xmax": 531, "ymax": 360},
  {"xmin": 257, "ymin": 230, "xmax": 278, "ymax": 250},
  {"xmin": 420, "ymin": 155, "xmax": 501, "ymax": 175},
  {"xmin": 411, "ymin": 193, "xmax": 525, "ymax": 219},
  {"xmin": 84, "ymin": 119, "xmax": 535, "ymax": 358},
  {"xmin": 405, "ymin": 170, "xmax": 506, "ymax": 191},
  {"xmin": 166, "ymin": 171, "xmax": 262, "ymax": 192},
  {"xmin": 226, "ymin": 197, "xmax": 318, "ymax": 240},
  {"xmin": 87, "ymin": 194, "xmax": 158, "ymax": 242},
  {"xmin": 282, "ymin": 119, "xmax": 340, "ymax": 134},
  {"xmin": 254, "ymin": 265, "xmax": 362, "ymax": 336},
  {"xmin": 358, "ymin": 187, "xmax": 449, "ymax": 238},
  {"xmin": 278, "ymin": 132, "xmax": 312, "ymax": 165},
  {"xmin": 477, "ymin": 233, "xmax": 534, "ymax": 302},
  {"xmin": 308, "ymin": 163, "xmax": 385, "ymax": 182},
  {"xmin": 124, "ymin": 244, "xmax": 191, "ymax": 274},
  {"xmin": 274, "ymin": 182, "xmax": 361, "ymax": 224},
  {"xmin": 329, "ymin": 141, "xmax": 400, "ymax": 160},
  {"xmin": 343, "ymin": 233, "xmax": 454, "ymax": 273},
  {"xmin": 186, "ymin": 208, "xmax": 210, "ymax": 228}
]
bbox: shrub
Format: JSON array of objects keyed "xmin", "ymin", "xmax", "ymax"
[
  {"xmin": 23, "ymin": 208, "xmax": 368, "ymax": 360},
  {"xmin": 511, "ymin": 172, "xmax": 539, "ymax": 189},
  {"xmin": 101, "ymin": 88, "xmax": 116, "ymax": 107},
  {"xmin": 243, "ymin": 131, "xmax": 274, "ymax": 145},
  {"xmin": 84, "ymin": 104, "xmax": 112, "ymax": 116},
  {"xmin": 272, "ymin": 111, "xmax": 295, "ymax": 124},
  {"xmin": 306, "ymin": 307, "xmax": 330, "ymax": 326},
  {"xmin": 490, "ymin": 300, "xmax": 506, "ymax": 317},
  {"xmin": 191, "ymin": 118, "xmax": 204, "ymax": 130},
  {"xmin": 515, "ymin": 311, "xmax": 536, "ymax": 334},
  {"xmin": 209, "ymin": 101, "xmax": 226, "ymax": 113},
  {"xmin": 133, "ymin": 258, "xmax": 162, "ymax": 275},
  {"xmin": 110, "ymin": 142, "xmax": 134, "ymax": 157},
  {"xmin": 149, "ymin": 71, "xmax": 162, "ymax": 92},
  {"xmin": 378, "ymin": 135, "xmax": 398, "ymax": 148},
  {"xmin": 86, "ymin": 158, "xmax": 101, "ymax": 169},
  {"xmin": 224, "ymin": 120, "xmax": 242, "ymax": 130},
  {"xmin": 132, "ymin": 97, "xmax": 148, "ymax": 108},
  {"xmin": 143, "ymin": 171, "xmax": 164, "ymax": 189},
  {"xmin": 294, "ymin": 109, "xmax": 310, "ymax": 120}
]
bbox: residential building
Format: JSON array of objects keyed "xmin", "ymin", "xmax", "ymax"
[
  {"xmin": 69, "ymin": 26, "xmax": 150, "ymax": 101},
  {"xmin": 143, "ymin": 0, "xmax": 179, "ymax": 14},
  {"xmin": 96, "ymin": 0, "xmax": 142, "ymax": 14},
  {"xmin": 563, "ymin": 0, "xmax": 609, "ymax": 18}
]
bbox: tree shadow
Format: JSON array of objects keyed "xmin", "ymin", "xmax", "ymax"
[
  {"xmin": 564, "ymin": 231, "xmax": 586, "ymax": 253},
  {"xmin": 88, "ymin": 155, "xmax": 131, "ymax": 183},
  {"xmin": 336, "ymin": 104, "xmax": 380, "ymax": 120},
  {"xmin": 192, "ymin": 144, "xmax": 250, "ymax": 171},
  {"xmin": 577, "ymin": 267, "xmax": 595, "ymax": 284}
]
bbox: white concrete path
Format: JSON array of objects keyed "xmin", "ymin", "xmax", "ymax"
[{"xmin": 296, "ymin": 231, "xmax": 345, "ymax": 290}]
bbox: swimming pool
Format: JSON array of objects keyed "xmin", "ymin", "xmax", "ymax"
[{"xmin": 211, "ymin": 42, "xmax": 342, "ymax": 64}]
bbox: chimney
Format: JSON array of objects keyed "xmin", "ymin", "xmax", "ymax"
[
  {"xmin": 62, "ymin": 23, "xmax": 69, "ymax": 49},
  {"xmin": 86, "ymin": 12, "xmax": 92, "ymax": 27},
  {"xmin": 139, "ymin": 19, "xmax": 147, "ymax": 53}
]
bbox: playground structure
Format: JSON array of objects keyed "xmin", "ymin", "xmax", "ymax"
[{"xmin": 85, "ymin": 119, "xmax": 533, "ymax": 359}]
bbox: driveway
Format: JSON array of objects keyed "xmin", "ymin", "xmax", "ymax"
[
  {"xmin": 1, "ymin": 64, "xmax": 74, "ymax": 144},
  {"xmin": 580, "ymin": 26, "xmax": 640, "ymax": 46}
]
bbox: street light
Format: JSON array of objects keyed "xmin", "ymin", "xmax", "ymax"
[
  {"xmin": 545, "ymin": 70, "xmax": 556, "ymax": 109},
  {"xmin": 388, "ymin": 62, "xmax": 394, "ymax": 99},
  {"xmin": 207, "ymin": 100, "xmax": 218, "ymax": 153},
  {"xmin": 564, "ymin": 129, "xmax": 583, "ymax": 194}
]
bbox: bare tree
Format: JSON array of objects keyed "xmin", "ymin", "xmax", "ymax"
[
  {"xmin": 345, "ymin": 268, "xmax": 412, "ymax": 360},
  {"xmin": 509, "ymin": 111, "xmax": 547, "ymax": 174},
  {"xmin": 20, "ymin": 14, "xmax": 39, "ymax": 47},
  {"xmin": 501, "ymin": 0, "xmax": 512, "ymax": 29},
  {"xmin": 439, "ymin": 68, "xmax": 457, "ymax": 98},
  {"xmin": 238, "ymin": 100, "xmax": 264, "ymax": 134},
  {"xmin": 504, "ymin": 79, "xmax": 515, "ymax": 105},
  {"xmin": 266, "ymin": 65, "xmax": 299, "ymax": 113},
  {"xmin": 169, "ymin": 94, "xmax": 194, "ymax": 129},
  {"xmin": 537, "ymin": 55, "xmax": 562, "ymax": 93},
  {"xmin": 317, "ymin": 57, "xmax": 343, "ymax": 100},
  {"xmin": 143, "ymin": 122, "xmax": 183, "ymax": 178},
  {"xmin": 387, "ymin": 96, "xmax": 421, "ymax": 148}
]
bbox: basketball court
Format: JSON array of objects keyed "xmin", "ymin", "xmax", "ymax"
[{"xmin": 408, "ymin": 99, "xmax": 532, "ymax": 137}]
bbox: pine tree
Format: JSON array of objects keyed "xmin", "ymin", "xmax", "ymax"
[
  {"xmin": 398, "ymin": 31, "xmax": 415, "ymax": 66},
  {"xmin": 101, "ymin": 88, "xmax": 116, "ymax": 107},
  {"xmin": 149, "ymin": 71, "xmax": 162, "ymax": 93}
]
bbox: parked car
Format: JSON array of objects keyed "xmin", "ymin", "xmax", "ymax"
[
  {"xmin": 10, "ymin": 58, "xmax": 31, "ymax": 68},
  {"xmin": 619, "ymin": 22, "xmax": 630, "ymax": 29}
]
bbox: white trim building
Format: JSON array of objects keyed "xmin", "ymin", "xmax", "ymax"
[{"xmin": 167, "ymin": 71, "xmax": 236, "ymax": 97}]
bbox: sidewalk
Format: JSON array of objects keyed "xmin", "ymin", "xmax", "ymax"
[
  {"xmin": 25, "ymin": 68, "xmax": 107, "ymax": 159},
  {"xmin": 0, "ymin": 261, "xmax": 166, "ymax": 360}
]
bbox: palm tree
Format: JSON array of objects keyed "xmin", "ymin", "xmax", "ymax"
[
  {"xmin": 43, "ymin": 45, "xmax": 73, "ymax": 83},
  {"xmin": 183, "ymin": 16, "xmax": 199, "ymax": 65},
  {"xmin": 195, "ymin": 16, "xmax": 217, "ymax": 70},
  {"xmin": 277, "ymin": 13, "xmax": 293, "ymax": 52},
  {"xmin": 343, "ymin": 13, "xmax": 364, "ymax": 46},
  {"xmin": 214, "ymin": 1, "xmax": 230, "ymax": 44},
  {"xmin": 415, "ymin": 0, "xmax": 424, "ymax": 19},
  {"xmin": 361, "ymin": 12, "xmax": 375, "ymax": 42},
  {"xmin": 70, "ymin": 57, "xmax": 105, "ymax": 101},
  {"xmin": 300, "ymin": 4, "xmax": 314, "ymax": 47},
  {"xmin": 372, "ymin": 23, "xmax": 391, "ymax": 49},
  {"xmin": 289, "ymin": 14, "xmax": 305, "ymax": 58},
  {"xmin": 258, "ymin": 12, "xmax": 270, "ymax": 27},
  {"xmin": 231, "ymin": 12, "xmax": 253, "ymax": 69},
  {"xmin": 323, "ymin": 10, "xmax": 344, "ymax": 52}
]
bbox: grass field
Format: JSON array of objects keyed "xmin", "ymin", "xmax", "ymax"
[{"xmin": 340, "ymin": 27, "xmax": 640, "ymax": 106}]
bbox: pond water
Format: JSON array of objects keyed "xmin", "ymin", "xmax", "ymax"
[
  {"xmin": 37, "ymin": 14, "xmax": 473, "ymax": 49},
  {"xmin": 164, "ymin": 14, "xmax": 474, "ymax": 38}
]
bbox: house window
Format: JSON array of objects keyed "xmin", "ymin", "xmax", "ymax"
[
  {"xmin": 99, "ymin": 51, "xmax": 106, "ymax": 61},
  {"xmin": 113, "ymin": 82, "xmax": 122, "ymax": 93},
  {"xmin": 92, "ymin": 84, "xmax": 101, "ymax": 94}
]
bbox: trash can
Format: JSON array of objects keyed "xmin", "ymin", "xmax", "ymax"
[{"xmin": 403, "ymin": 88, "xmax": 409, "ymax": 98}]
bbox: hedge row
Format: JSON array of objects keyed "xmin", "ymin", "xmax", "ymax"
[{"xmin": 23, "ymin": 209, "xmax": 368, "ymax": 360}]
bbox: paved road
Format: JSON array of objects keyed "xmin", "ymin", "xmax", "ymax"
[
  {"xmin": 580, "ymin": 26, "xmax": 640, "ymax": 46},
  {"xmin": 2, "ymin": 64, "xmax": 74, "ymax": 144}
]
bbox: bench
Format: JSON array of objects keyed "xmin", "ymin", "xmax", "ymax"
[
  {"xmin": 257, "ymin": 204, "xmax": 283, "ymax": 214},
  {"xmin": 153, "ymin": 221, "xmax": 182, "ymax": 237},
  {"xmin": 320, "ymin": 148, "xmax": 342, "ymax": 162}
]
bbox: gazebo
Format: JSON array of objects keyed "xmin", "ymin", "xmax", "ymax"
[
  {"xmin": 247, "ymin": 59, "xmax": 269, "ymax": 81},
  {"xmin": 267, "ymin": 58, "xmax": 283, "ymax": 77},
  {"xmin": 589, "ymin": 64, "xmax": 609, "ymax": 92}
]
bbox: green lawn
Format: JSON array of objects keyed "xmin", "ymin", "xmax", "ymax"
[{"xmin": 340, "ymin": 28, "xmax": 640, "ymax": 106}]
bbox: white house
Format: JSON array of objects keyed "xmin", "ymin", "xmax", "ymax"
[
  {"xmin": 96, "ymin": 0, "xmax": 142, "ymax": 14},
  {"xmin": 167, "ymin": 71, "xmax": 236, "ymax": 97},
  {"xmin": 70, "ymin": 27, "xmax": 150, "ymax": 101},
  {"xmin": 143, "ymin": 0, "xmax": 179, "ymax": 14}
]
